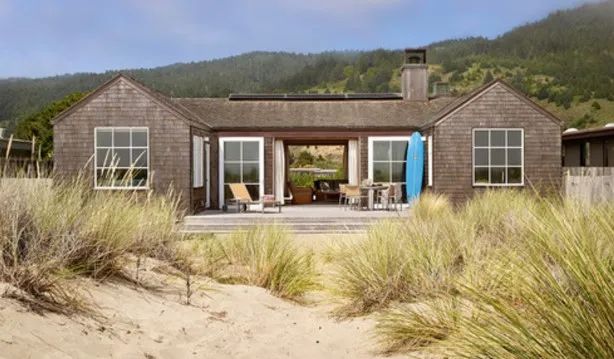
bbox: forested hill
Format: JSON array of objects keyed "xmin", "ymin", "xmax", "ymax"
[{"xmin": 1, "ymin": 1, "xmax": 613, "ymax": 131}]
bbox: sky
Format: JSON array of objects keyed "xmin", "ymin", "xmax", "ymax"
[{"xmin": 0, "ymin": 0, "xmax": 601, "ymax": 78}]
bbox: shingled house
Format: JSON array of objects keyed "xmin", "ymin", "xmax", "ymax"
[{"xmin": 52, "ymin": 49, "xmax": 562, "ymax": 213}]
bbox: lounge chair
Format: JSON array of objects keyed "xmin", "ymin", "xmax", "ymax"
[{"xmin": 228, "ymin": 183, "xmax": 281, "ymax": 213}]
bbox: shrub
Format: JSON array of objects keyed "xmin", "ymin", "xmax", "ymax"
[{"xmin": 215, "ymin": 226, "xmax": 317, "ymax": 299}]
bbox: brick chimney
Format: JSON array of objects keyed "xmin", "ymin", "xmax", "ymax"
[{"xmin": 401, "ymin": 49, "xmax": 428, "ymax": 101}]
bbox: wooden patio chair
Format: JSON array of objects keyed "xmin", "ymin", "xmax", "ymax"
[
  {"xmin": 343, "ymin": 185, "xmax": 367, "ymax": 211},
  {"xmin": 228, "ymin": 183, "xmax": 281, "ymax": 213}
]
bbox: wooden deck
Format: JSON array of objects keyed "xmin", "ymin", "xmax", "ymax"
[{"xmin": 182, "ymin": 204, "xmax": 408, "ymax": 234}]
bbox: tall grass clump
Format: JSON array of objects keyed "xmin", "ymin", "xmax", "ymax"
[
  {"xmin": 0, "ymin": 177, "xmax": 183, "ymax": 312},
  {"xmin": 443, "ymin": 201, "xmax": 614, "ymax": 358},
  {"xmin": 372, "ymin": 191, "xmax": 614, "ymax": 358},
  {"xmin": 213, "ymin": 226, "xmax": 317, "ymax": 300},
  {"xmin": 330, "ymin": 204, "xmax": 475, "ymax": 315}
]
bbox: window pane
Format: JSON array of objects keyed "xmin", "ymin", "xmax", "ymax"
[
  {"xmin": 490, "ymin": 149, "xmax": 506, "ymax": 166},
  {"xmin": 507, "ymin": 130, "xmax": 522, "ymax": 147},
  {"xmin": 508, "ymin": 148, "xmax": 522, "ymax": 166},
  {"xmin": 246, "ymin": 185, "xmax": 260, "ymax": 200},
  {"xmin": 490, "ymin": 130, "xmax": 506, "ymax": 147},
  {"xmin": 97, "ymin": 149, "xmax": 112, "ymax": 167},
  {"xmin": 242, "ymin": 163, "xmax": 260, "ymax": 183},
  {"xmin": 373, "ymin": 141, "xmax": 390, "ymax": 161},
  {"xmin": 474, "ymin": 130, "xmax": 489, "ymax": 147},
  {"xmin": 132, "ymin": 130, "xmax": 147, "ymax": 147},
  {"xmin": 474, "ymin": 148, "xmax": 488, "ymax": 166},
  {"xmin": 132, "ymin": 169, "xmax": 148, "ymax": 187},
  {"xmin": 224, "ymin": 163, "xmax": 241, "ymax": 183},
  {"xmin": 508, "ymin": 167, "xmax": 522, "ymax": 184},
  {"xmin": 96, "ymin": 129, "xmax": 112, "ymax": 147},
  {"xmin": 391, "ymin": 141, "xmax": 408, "ymax": 161},
  {"xmin": 96, "ymin": 169, "xmax": 113, "ymax": 187},
  {"xmin": 113, "ymin": 149, "xmax": 131, "ymax": 167},
  {"xmin": 490, "ymin": 167, "xmax": 506, "ymax": 184},
  {"xmin": 474, "ymin": 167, "xmax": 489, "ymax": 184},
  {"xmin": 391, "ymin": 162, "xmax": 405, "ymax": 182},
  {"xmin": 373, "ymin": 162, "xmax": 390, "ymax": 182},
  {"xmin": 132, "ymin": 149, "xmax": 148, "ymax": 167},
  {"xmin": 224, "ymin": 142, "xmax": 241, "ymax": 161},
  {"xmin": 113, "ymin": 169, "xmax": 131, "ymax": 187},
  {"xmin": 242, "ymin": 141, "xmax": 259, "ymax": 161},
  {"xmin": 114, "ymin": 129, "xmax": 130, "ymax": 147}
]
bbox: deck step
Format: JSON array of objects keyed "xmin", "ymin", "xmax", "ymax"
[{"xmin": 181, "ymin": 217, "xmax": 403, "ymax": 234}]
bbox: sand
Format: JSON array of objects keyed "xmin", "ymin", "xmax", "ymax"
[{"xmin": 0, "ymin": 268, "xmax": 408, "ymax": 359}]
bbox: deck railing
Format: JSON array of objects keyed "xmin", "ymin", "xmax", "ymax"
[{"xmin": 563, "ymin": 167, "xmax": 614, "ymax": 204}]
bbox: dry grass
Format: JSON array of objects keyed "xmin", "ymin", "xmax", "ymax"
[
  {"xmin": 0, "ymin": 177, "xmax": 184, "ymax": 313},
  {"xmin": 361, "ymin": 191, "xmax": 614, "ymax": 358},
  {"xmin": 193, "ymin": 226, "xmax": 318, "ymax": 300}
]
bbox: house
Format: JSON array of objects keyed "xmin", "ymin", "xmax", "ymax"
[
  {"xmin": 562, "ymin": 124, "xmax": 614, "ymax": 167},
  {"xmin": 52, "ymin": 49, "xmax": 562, "ymax": 213}
]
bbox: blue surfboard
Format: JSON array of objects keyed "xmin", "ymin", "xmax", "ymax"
[{"xmin": 405, "ymin": 132, "xmax": 424, "ymax": 203}]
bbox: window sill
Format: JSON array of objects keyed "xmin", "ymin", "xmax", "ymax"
[{"xmin": 472, "ymin": 183, "xmax": 525, "ymax": 188}]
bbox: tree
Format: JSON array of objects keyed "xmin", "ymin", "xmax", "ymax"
[
  {"xmin": 482, "ymin": 70, "xmax": 494, "ymax": 84},
  {"xmin": 14, "ymin": 92, "xmax": 86, "ymax": 158}
]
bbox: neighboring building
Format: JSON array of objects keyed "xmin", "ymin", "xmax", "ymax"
[
  {"xmin": 52, "ymin": 49, "xmax": 563, "ymax": 213},
  {"xmin": 562, "ymin": 125, "xmax": 614, "ymax": 167},
  {"xmin": 0, "ymin": 128, "xmax": 33, "ymax": 159}
]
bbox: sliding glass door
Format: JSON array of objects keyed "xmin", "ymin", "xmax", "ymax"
[{"xmin": 219, "ymin": 137, "xmax": 264, "ymax": 205}]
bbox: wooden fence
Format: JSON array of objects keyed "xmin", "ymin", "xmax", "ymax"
[
  {"xmin": 563, "ymin": 167, "xmax": 614, "ymax": 204},
  {"xmin": 0, "ymin": 158, "xmax": 53, "ymax": 178}
]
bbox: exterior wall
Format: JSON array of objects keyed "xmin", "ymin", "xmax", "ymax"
[
  {"xmin": 563, "ymin": 142, "xmax": 582, "ymax": 167},
  {"xmin": 53, "ymin": 78, "xmax": 194, "ymax": 211},
  {"xmin": 563, "ymin": 137, "xmax": 614, "ymax": 167},
  {"xmin": 432, "ymin": 83, "xmax": 562, "ymax": 203}
]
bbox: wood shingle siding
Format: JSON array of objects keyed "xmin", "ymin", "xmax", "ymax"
[
  {"xmin": 53, "ymin": 77, "xmax": 209, "ymax": 212},
  {"xmin": 428, "ymin": 82, "xmax": 562, "ymax": 203}
]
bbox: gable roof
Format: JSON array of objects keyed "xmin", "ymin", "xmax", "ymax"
[
  {"xmin": 172, "ymin": 96, "xmax": 455, "ymax": 130},
  {"xmin": 51, "ymin": 74, "xmax": 210, "ymax": 130},
  {"xmin": 421, "ymin": 79, "xmax": 563, "ymax": 129}
]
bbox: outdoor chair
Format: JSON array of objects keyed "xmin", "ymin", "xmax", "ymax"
[
  {"xmin": 338, "ymin": 183, "xmax": 347, "ymax": 207},
  {"xmin": 228, "ymin": 183, "xmax": 281, "ymax": 213},
  {"xmin": 377, "ymin": 183, "xmax": 402, "ymax": 211},
  {"xmin": 343, "ymin": 185, "xmax": 367, "ymax": 211}
]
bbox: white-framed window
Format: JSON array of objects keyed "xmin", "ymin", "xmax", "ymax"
[
  {"xmin": 368, "ymin": 136, "xmax": 409, "ymax": 195},
  {"xmin": 193, "ymin": 135, "xmax": 204, "ymax": 188},
  {"xmin": 472, "ymin": 128, "xmax": 524, "ymax": 186},
  {"xmin": 219, "ymin": 137, "xmax": 264, "ymax": 205},
  {"xmin": 94, "ymin": 127, "xmax": 149, "ymax": 189}
]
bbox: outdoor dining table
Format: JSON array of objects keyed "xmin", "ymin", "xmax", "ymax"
[{"xmin": 360, "ymin": 185, "xmax": 388, "ymax": 210}]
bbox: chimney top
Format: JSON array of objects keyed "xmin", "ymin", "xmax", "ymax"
[
  {"xmin": 401, "ymin": 49, "xmax": 428, "ymax": 101},
  {"xmin": 404, "ymin": 48, "xmax": 427, "ymax": 65}
]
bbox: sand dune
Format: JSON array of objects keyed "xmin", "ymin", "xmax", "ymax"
[{"xmin": 0, "ymin": 270, "xmax": 408, "ymax": 359}]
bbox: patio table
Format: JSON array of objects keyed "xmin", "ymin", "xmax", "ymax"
[{"xmin": 361, "ymin": 185, "xmax": 388, "ymax": 210}]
